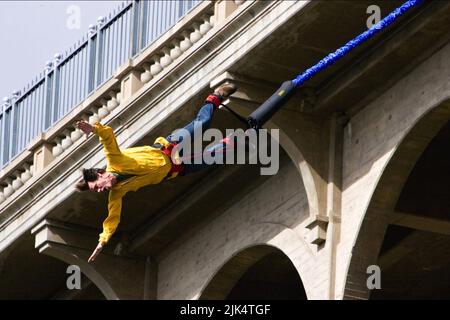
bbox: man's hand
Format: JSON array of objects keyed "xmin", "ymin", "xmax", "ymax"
[
  {"xmin": 88, "ymin": 242, "xmax": 104, "ymax": 263},
  {"xmin": 76, "ymin": 120, "xmax": 94, "ymax": 137}
]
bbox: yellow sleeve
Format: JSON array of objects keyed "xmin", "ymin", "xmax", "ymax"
[
  {"xmin": 93, "ymin": 122, "xmax": 121, "ymax": 156},
  {"xmin": 125, "ymin": 171, "xmax": 169, "ymax": 193},
  {"xmin": 153, "ymin": 136, "xmax": 171, "ymax": 148},
  {"xmin": 99, "ymin": 189, "xmax": 124, "ymax": 244}
]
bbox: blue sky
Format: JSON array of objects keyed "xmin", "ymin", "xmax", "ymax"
[{"xmin": 0, "ymin": 1, "xmax": 121, "ymax": 101}]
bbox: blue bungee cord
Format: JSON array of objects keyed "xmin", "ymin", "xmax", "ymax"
[
  {"xmin": 245, "ymin": 0, "xmax": 425, "ymax": 129},
  {"xmin": 292, "ymin": 0, "xmax": 424, "ymax": 87}
]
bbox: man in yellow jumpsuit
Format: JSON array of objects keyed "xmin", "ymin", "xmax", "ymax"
[{"xmin": 75, "ymin": 84, "xmax": 237, "ymax": 262}]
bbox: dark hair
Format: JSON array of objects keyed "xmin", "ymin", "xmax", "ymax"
[{"xmin": 75, "ymin": 168, "xmax": 105, "ymax": 192}]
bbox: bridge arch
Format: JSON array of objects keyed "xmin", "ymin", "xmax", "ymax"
[
  {"xmin": 264, "ymin": 119, "xmax": 321, "ymax": 219},
  {"xmin": 199, "ymin": 244, "xmax": 308, "ymax": 300},
  {"xmin": 344, "ymin": 98, "xmax": 450, "ymax": 299}
]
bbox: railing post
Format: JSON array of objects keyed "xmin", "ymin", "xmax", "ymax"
[
  {"xmin": 50, "ymin": 53, "xmax": 62, "ymax": 125},
  {"xmin": 43, "ymin": 61, "xmax": 53, "ymax": 130},
  {"xmin": 1, "ymin": 97, "xmax": 11, "ymax": 166},
  {"xmin": 130, "ymin": 0, "xmax": 142, "ymax": 57},
  {"xmin": 95, "ymin": 16, "xmax": 106, "ymax": 87},
  {"xmin": 1, "ymin": 99, "xmax": 6, "ymax": 166},
  {"xmin": 87, "ymin": 24, "xmax": 98, "ymax": 94},
  {"xmin": 139, "ymin": 0, "xmax": 149, "ymax": 52},
  {"xmin": 10, "ymin": 91, "xmax": 21, "ymax": 158},
  {"xmin": 8, "ymin": 96, "xmax": 15, "ymax": 161}
]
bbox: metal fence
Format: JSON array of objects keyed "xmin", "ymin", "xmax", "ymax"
[{"xmin": 0, "ymin": 0, "xmax": 200, "ymax": 168}]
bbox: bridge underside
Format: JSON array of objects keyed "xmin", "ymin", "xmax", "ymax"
[{"xmin": 2, "ymin": 0, "xmax": 450, "ymax": 299}]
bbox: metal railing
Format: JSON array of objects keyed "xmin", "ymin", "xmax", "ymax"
[{"xmin": 0, "ymin": 0, "xmax": 200, "ymax": 168}]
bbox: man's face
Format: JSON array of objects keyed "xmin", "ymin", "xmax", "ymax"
[{"xmin": 87, "ymin": 172, "xmax": 116, "ymax": 192}]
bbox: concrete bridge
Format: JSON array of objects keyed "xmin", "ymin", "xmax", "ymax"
[{"xmin": 1, "ymin": 0, "xmax": 450, "ymax": 299}]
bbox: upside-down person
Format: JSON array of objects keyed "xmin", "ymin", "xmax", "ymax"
[{"xmin": 75, "ymin": 83, "xmax": 238, "ymax": 262}]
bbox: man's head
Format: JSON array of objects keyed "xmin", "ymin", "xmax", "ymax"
[{"xmin": 75, "ymin": 168, "xmax": 117, "ymax": 193}]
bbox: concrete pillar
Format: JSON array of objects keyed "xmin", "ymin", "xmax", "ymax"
[
  {"xmin": 214, "ymin": 0, "xmax": 239, "ymax": 26},
  {"xmin": 325, "ymin": 113, "xmax": 344, "ymax": 299},
  {"xmin": 33, "ymin": 142, "xmax": 54, "ymax": 173},
  {"xmin": 120, "ymin": 70, "xmax": 143, "ymax": 104}
]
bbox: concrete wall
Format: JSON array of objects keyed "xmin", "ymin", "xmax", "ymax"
[
  {"xmin": 157, "ymin": 24, "xmax": 450, "ymax": 302},
  {"xmin": 336, "ymin": 37, "xmax": 450, "ymax": 299},
  {"xmin": 2, "ymin": 0, "xmax": 449, "ymax": 300},
  {"xmin": 156, "ymin": 155, "xmax": 322, "ymax": 299}
]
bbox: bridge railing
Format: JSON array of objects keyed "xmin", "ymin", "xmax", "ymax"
[
  {"xmin": 0, "ymin": 0, "xmax": 248, "ymax": 208},
  {"xmin": 0, "ymin": 0, "xmax": 200, "ymax": 169}
]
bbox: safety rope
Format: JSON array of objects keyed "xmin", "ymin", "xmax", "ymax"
[{"xmin": 292, "ymin": 0, "xmax": 424, "ymax": 88}]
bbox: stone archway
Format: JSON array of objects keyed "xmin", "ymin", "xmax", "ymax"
[
  {"xmin": 264, "ymin": 119, "xmax": 321, "ymax": 219},
  {"xmin": 225, "ymin": 79, "xmax": 325, "ymax": 220},
  {"xmin": 32, "ymin": 219, "xmax": 147, "ymax": 300},
  {"xmin": 200, "ymin": 245, "xmax": 307, "ymax": 300},
  {"xmin": 344, "ymin": 99, "xmax": 450, "ymax": 299}
]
